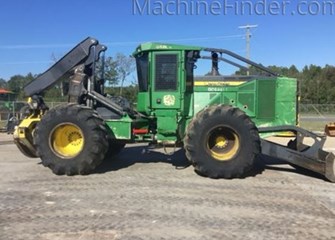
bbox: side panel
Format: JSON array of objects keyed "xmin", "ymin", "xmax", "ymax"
[
  {"xmin": 106, "ymin": 117, "xmax": 133, "ymax": 140},
  {"xmin": 192, "ymin": 77, "xmax": 297, "ymax": 132},
  {"xmin": 193, "ymin": 81, "xmax": 257, "ymax": 118},
  {"xmin": 256, "ymin": 80, "xmax": 276, "ymax": 119},
  {"xmin": 275, "ymin": 77, "xmax": 297, "ymax": 125}
]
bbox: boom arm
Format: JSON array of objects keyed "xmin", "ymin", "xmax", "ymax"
[{"xmin": 24, "ymin": 37, "xmax": 100, "ymax": 97}]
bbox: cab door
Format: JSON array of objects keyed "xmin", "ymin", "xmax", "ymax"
[{"xmin": 151, "ymin": 52, "xmax": 181, "ymax": 110}]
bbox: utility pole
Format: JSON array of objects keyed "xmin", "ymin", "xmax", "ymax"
[{"xmin": 239, "ymin": 24, "xmax": 258, "ymax": 75}]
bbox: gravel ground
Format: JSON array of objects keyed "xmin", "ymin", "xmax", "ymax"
[{"xmin": 0, "ymin": 133, "xmax": 334, "ymax": 240}]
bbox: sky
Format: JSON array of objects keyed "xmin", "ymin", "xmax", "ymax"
[{"xmin": 0, "ymin": 0, "xmax": 334, "ymax": 81}]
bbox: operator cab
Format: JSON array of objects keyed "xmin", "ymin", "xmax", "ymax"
[{"xmin": 134, "ymin": 43, "xmax": 201, "ymax": 117}]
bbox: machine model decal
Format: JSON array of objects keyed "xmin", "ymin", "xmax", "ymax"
[{"xmin": 163, "ymin": 95, "xmax": 176, "ymax": 106}]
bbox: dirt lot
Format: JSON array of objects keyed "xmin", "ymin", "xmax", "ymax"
[{"xmin": 0, "ymin": 133, "xmax": 334, "ymax": 240}]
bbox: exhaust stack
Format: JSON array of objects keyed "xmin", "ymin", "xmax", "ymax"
[{"xmin": 210, "ymin": 52, "xmax": 220, "ymax": 76}]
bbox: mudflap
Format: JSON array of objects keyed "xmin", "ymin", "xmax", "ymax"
[
  {"xmin": 259, "ymin": 126, "xmax": 335, "ymax": 183},
  {"xmin": 13, "ymin": 117, "xmax": 41, "ymax": 158},
  {"xmin": 14, "ymin": 138, "xmax": 38, "ymax": 158}
]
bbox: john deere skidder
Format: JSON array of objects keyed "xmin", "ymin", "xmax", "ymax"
[{"xmin": 13, "ymin": 37, "xmax": 335, "ymax": 181}]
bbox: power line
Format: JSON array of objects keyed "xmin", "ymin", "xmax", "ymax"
[
  {"xmin": 0, "ymin": 44, "xmax": 73, "ymax": 50},
  {"xmin": 238, "ymin": 24, "xmax": 258, "ymax": 61},
  {"xmin": 145, "ymin": 34, "xmax": 244, "ymax": 43},
  {"xmin": 0, "ymin": 34, "xmax": 244, "ymax": 50},
  {"xmin": 0, "ymin": 34, "xmax": 245, "ymax": 66},
  {"xmin": 239, "ymin": 24, "xmax": 258, "ymax": 75},
  {"xmin": 0, "ymin": 61, "xmax": 53, "ymax": 65}
]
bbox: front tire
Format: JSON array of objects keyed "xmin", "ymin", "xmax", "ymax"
[
  {"xmin": 34, "ymin": 104, "xmax": 109, "ymax": 175},
  {"xmin": 184, "ymin": 105, "xmax": 261, "ymax": 179},
  {"xmin": 105, "ymin": 140, "xmax": 125, "ymax": 158}
]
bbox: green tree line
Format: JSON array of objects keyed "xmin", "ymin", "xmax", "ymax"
[{"xmin": 267, "ymin": 64, "xmax": 335, "ymax": 104}]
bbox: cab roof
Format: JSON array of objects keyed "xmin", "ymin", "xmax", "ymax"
[{"xmin": 133, "ymin": 42, "xmax": 203, "ymax": 56}]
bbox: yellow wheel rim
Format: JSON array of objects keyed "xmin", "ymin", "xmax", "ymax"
[
  {"xmin": 50, "ymin": 123, "xmax": 84, "ymax": 159},
  {"xmin": 207, "ymin": 127, "xmax": 240, "ymax": 161}
]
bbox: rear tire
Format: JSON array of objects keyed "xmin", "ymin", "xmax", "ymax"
[
  {"xmin": 34, "ymin": 104, "xmax": 108, "ymax": 175},
  {"xmin": 184, "ymin": 105, "xmax": 261, "ymax": 179}
]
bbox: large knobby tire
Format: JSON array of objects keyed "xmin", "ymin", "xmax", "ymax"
[
  {"xmin": 184, "ymin": 105, "xmax": 261, "ymax": 179},
  {"xmin": 105, "ymin": 140, "xmax": 126, "ymax": 159},
  {"xmin": 34, "ymin": 104, "xmax": 109, "ymax": 175}
]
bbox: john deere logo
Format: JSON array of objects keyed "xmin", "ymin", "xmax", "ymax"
[{"xmin": 163, "ymin": 95, "xmax": 175, "ymax": 106}]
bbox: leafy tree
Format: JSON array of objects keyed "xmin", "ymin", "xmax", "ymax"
[
  {"xmin": 7, "ymin": 73, "xmax": 35, "ymax": 100},
  {"xmin": 7, "ymin": 75, "xmax": 25, "ymax": 94},
  {"xmin": 0, "ymin": 78, "xmax": 7, "ymax": 89},
  {"xmin": 105, "ymin": 85, "xmax": 138, "ymax": 104},
  {"xmin": 317, "ymin": 65, "xmax": 335, "ymax": 104},
  {"xmin": 287, "ymin": 65, "xmax": 299, "ymax": 78},
  {"xmin": 97, "ymin": 56, "xmax": 118, "ymax": 87},
  {"xmin": 115, "ymin": 53, "xmax": 136, "ymax": 95}
]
